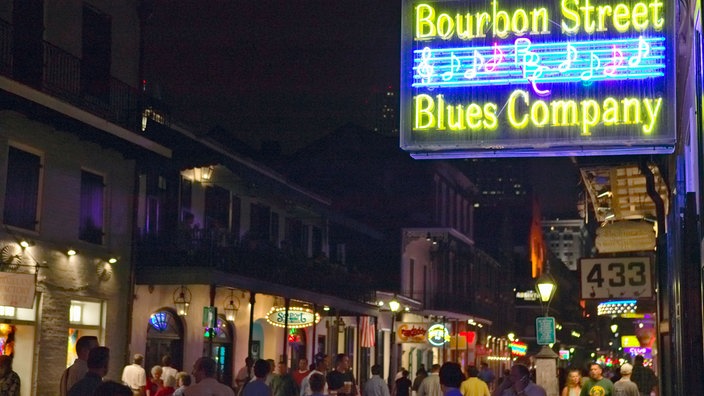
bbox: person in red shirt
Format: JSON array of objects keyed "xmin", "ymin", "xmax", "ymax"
[{"xmin": 292, "ymin": 358, "xmax": 310, "ymax": 390}]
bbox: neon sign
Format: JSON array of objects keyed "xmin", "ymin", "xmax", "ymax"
[
  {"xmin": 266, "ymin": 306, "xmax": 320, "ymax": 329},
  {"xmin": 509, "ymin": 341, "xmax": 527, "ymax": 356},
  {"xmin": 427, "ymin": 324, "xmax": 451, "ymax": 346},
  {"xmin": 400, "ymin": 0, "xmax": 675, "ymax": 158}
]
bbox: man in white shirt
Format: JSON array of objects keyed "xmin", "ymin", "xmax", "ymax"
[
  {"xmin": 301, "ymin": 355, "xmax": 328, "ymax": 396},
  {"xmin": 417, "ymin": 364, "xmax": 442, "ymax": 396},
  {"xmin": 59, "ymin": 335, "xmax": 99, "ymax": 396},
  {"xmin": 185, "ymin": 357, "xmax": 235, "ymax": 396},
  {"xmin": 364, "ymin": 364, "xmax": 390, "ymax": 396},
  {"xmin": 161, "ymin": 355, "xmax": 179, "ymax": 385},
  {"xmin": 122, "ymin": 353, "xmax": 147, "ymax": 396}
]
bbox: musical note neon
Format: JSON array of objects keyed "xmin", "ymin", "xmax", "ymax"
[
  {"xmin": 603, "ymin": 45, "xmax": 625, "ymax": 76},
  {"xmin": 412, "ymin": 36, "xmax": 666, "ymax": 89},
  {"xmin": 628, "ymin": 36, "xmax": 651, "ymax": 67},
  {"xmin": 464, "ymin": 50, "xmax": 485, "ymax": 80},
  {"xmin": 485, "ymin": 43, "xmax": 505, "ymax": 73},
  {"xmin": 417, "ymin": 47, "xmax": 435, "ymax": 84},
  {"xmin": 558, "ymin": 43, "xmax": 578, "ymax": 73},
  {"xmin": 442, "ymin": 53, "xmax": 461, "ymax": 81}
]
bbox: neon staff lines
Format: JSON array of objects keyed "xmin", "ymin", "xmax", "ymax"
[{"xmin": 413, "ymin": 36, "xmax": 665, "ymax": 92}]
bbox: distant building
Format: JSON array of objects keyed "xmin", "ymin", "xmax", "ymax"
[
  {"xmin": 366, "ymin": 86, "xmax": 399, "ymax": 136},
  {"xmin": 541, "ymin": 219, "xmax": 590, "ymax": 271}
]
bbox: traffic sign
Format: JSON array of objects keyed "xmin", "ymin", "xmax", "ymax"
[{"xmin": 536, "ymin": 317, "xmax": 556, "ymax": 345}]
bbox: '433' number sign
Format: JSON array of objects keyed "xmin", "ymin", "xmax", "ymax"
[{"xmin": 579, "ymin": 257, "xmax": 653, "ymax": 300}]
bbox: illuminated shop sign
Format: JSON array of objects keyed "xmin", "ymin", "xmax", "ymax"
[
  {"xmin": 397, "ymin": 323, "xmax": 429, "ymax": 343},
  {"xmin": 509, "ymin": 341, "xmax": 527, "ymax": 356},
  {"xmin": 624, "ymin": 346, "xmax": 652, "ymax": 358},
  {"xmin": 427, "ymin": 324, "xmax": 451, "ymax": 346},
  {"xmin": 400, "ymin": 0, "xmax": 675, "ymax": 158},
  {"xmin": 266, "ymin": 306, "xmax": 320, "ymax": 329}
]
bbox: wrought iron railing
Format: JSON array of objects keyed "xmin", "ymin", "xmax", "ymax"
[
  {"xmin": 0, "ymin": 18, "xmax": 169, "ymax": 133},
  {"xmin": 136, "ymin": 232, "xmax": 376, "ymax": 303}
]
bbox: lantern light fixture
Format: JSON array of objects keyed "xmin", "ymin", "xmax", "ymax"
[{"xmin": 173, "ymin": 285, "xmax": 192, "ymax": 316}]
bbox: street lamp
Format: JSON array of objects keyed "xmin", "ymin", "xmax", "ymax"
[
  {"xmin": 535, "ymin": 272, "xmax": 557, "ymax": 316},
  {"xmin": 534, "ymin": 271, "xmax": 559, "ymax": 396},
  {"xmin": 389, "ymin": 298, "xmax": 401, "ymax": 388}
]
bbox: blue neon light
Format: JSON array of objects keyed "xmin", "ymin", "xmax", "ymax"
[
  {"xmin": 600, "ymin": 300, "xmax": 638, "ymax": 306},
  {"xmin": 413, "ymin": 36, "xmax": 665, "ymax": 90}
]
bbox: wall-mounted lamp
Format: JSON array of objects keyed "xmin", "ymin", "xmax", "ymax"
[
  {"xmin": 108, "ymin": 257, "xmax": 118, "ymax": 264},
  {"xmin": 67, "ymin": 249, "xmax": 77, "ymax": 256},
  {"xmin": 426, "ymin": 232, "xmax": 431, "ymax": 241},
  {"xmin": 173, "ymin": 285, "xmax": 192, "ymax": 316},
  {"xmin": 19, "ymin": 240, "xmax": 33, "ymax": 249},
  {"xmin": 389, "ymin": 299, "xmax": 401, "ymax": 313},
  {"xmin": 201, "ymin": 166, "xmax": 214, "ymax": 181},
  {"xmin": 223, "ymin": 290, "xmax": 240, "ymax": 322}
]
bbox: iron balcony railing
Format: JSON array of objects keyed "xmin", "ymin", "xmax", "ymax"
[
  {"xmin": 0, "ymin": 19, "xmax": 169, "ymax": 133},
  {"xmin": 136, "ymin": 231, "xmax": 377, "ymax": 303}
]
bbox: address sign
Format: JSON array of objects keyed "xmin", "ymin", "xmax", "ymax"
[{"xmin": 580, "ymin": 257, "xmax": 652, "ymax": 300}]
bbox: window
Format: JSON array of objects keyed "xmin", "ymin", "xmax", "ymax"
[
  {"xmin": 67, "ymin": 300, "xmax": 104, "ymax": 367},
  {"xmin": 79, "ymin": 170, "xmax": 104, "ymax": 244},
  {"xmin": 285, "ymin": 217, "xmax": 304, "ymax": 252},
  {"xmin": 204, "ymin": 185, "xmax": 230, "ymax": 231},
  {"xmin": 4, "ymin": 146, "xmax": 42, "ymax": 230},
  {"xmin": 249, "ymin": 203, "xmax": 271, "ymax": 240}
]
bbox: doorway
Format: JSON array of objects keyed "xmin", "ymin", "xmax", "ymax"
[{"xmin": 146, "ymin": 309, "xmax": 184, "ymax": 372}]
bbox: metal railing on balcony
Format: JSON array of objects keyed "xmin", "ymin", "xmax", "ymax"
[
  {"xmin": 0, "ymin": 19, "xmax": 169, "ymax": 133},
  {"xmin": 136, "ymin": 230, "xmax": 376, "ymax": 303}
]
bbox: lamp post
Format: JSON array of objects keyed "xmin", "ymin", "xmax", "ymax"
[
  {"xmin": 534, "ymin": 272, "xmax": 559, "ymax": 396},
  {"xmin": 388, "ymin": 298, "xmax": 400, "ymax": 389},
  {"xmin": 536, "ymin": 273, "xmax": 556, "ymax": 316}
]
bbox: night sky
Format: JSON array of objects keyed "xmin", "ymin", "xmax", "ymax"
[
  {"xmin": 143, "ymin": 0, "xmax": 401, "ymax": 152},
  {"xmin": 143, "ymin": 1, "xmax": 580, "ymax": 218}
]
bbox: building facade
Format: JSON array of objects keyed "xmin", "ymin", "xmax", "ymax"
[{"xmin": 0, "ymin": 1, "xmax": 170, "ymax": 394}]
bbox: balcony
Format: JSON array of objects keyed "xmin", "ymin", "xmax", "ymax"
[
  {"xmin": 136, "ymin": 230, "xmax": 376, "ymax": 303},
  {"xmin": 0, "ymin": 19, "xmax": 169, "ymax": 133}
]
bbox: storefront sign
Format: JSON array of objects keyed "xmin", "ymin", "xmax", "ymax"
[
  {"xmin": 202, "ymin": 306, "xmax": 217, "ymax": 328},
  {"xmin": 266, "ymin": 306, "xmax": 320, "ymax": 329},
  {"xmin": 0, "ymin": 272, "xmax": 35, "ymax": 308},
  {"xmin": 427, "ymin": 323, "xmax": 451, "ymax": 346},
  {"xmin": 624, "ymin": 346, "xmax": 652, "ymax": 358},
  {"xmin": 595, "ymin": 221, "xmax": 656, "ymax": 253},
  {"xmin": 400, "ymin": 0, "xmax": 675, "ymax": 158},
  {"xmin": 397, "ymin": 323, "xmax": 429, "ymax": 343}
]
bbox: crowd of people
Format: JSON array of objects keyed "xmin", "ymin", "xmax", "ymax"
[
  {"xmin": 0, "ymin": 334, "xmax": 659, "ymax": 396},
  {"xmin": 556, "ymin": 355, "xmax": 658, "ymax": 396}
]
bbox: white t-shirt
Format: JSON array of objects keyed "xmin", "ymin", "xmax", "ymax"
[{"xmin": 122, "ymin": 364, "xmax": 147, "ymax": 390}]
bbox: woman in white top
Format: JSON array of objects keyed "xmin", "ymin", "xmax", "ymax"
[{"xmin": 560, "ymin": 369, "xmax": 582, "ymax": 396}]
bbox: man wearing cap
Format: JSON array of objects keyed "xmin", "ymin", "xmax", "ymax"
[
  {"xmin": 579, "ymin": 363, "xmax": 613, "ymax": 396},
  {"xmin": 122, "ymin": 353, "xmax": 147, "ymax": 396},
  {"xmin": 613, "ymin": 364, "xmax": 639, "ymax": 396}
]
